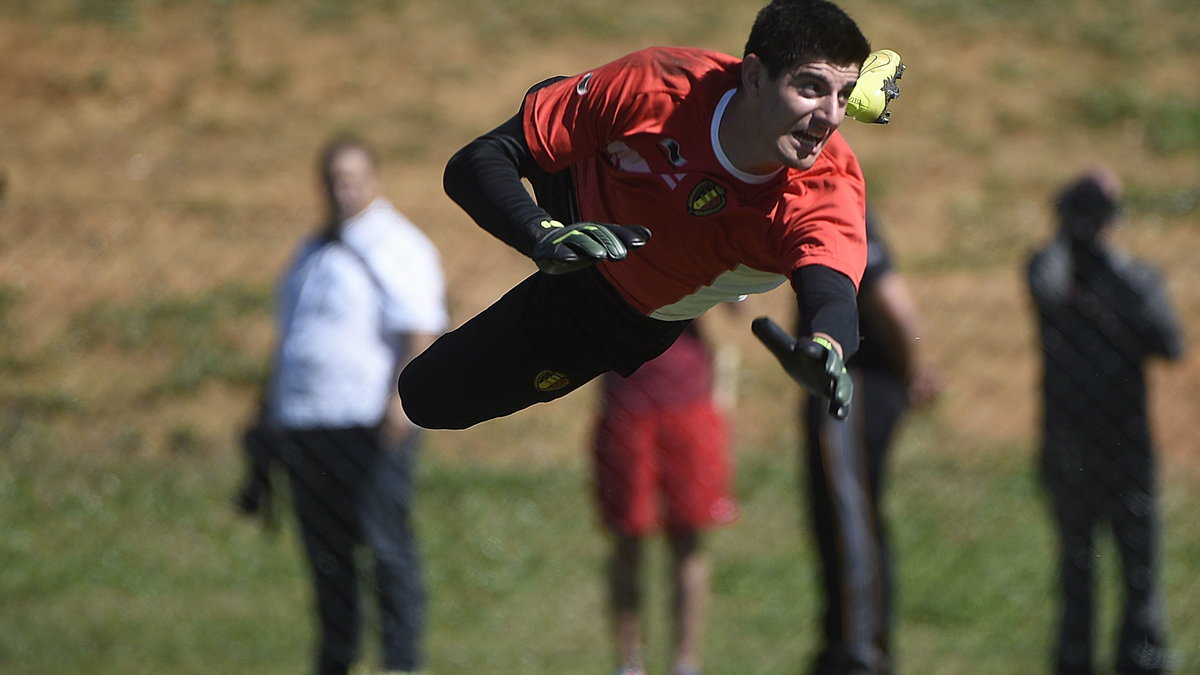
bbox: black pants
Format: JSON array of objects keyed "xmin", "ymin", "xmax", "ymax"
[
  {"xmin": 1040, "ymin": 437, "xmax": 1169, "ymax": 674},
  {"xmin": 284, "ymin": 426, "xmax": 425, "ymax": 675},
  {"xmin": 399, "ymin": 266, "xmax": 687, "ymax": 430},
  {"xmin": 802, "ymin": 368, "xmax": 908, "ymax": 675}
]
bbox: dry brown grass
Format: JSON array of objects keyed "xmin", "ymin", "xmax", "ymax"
[{"xmin": 2, "ymin": 0, "xmax": 1197, "ymax": 467}]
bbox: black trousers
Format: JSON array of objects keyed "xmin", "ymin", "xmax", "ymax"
[
  {"xmin": 399, "ymin": 266, "xmax": 687, "ymax": 430},
  {"xmin": 284, "ymin": 426, "xmax": 425, "ymax": 675},
  {"xmin": 802, "ymin": 368, "xmax": 908, "ymax": 675},
  {"xmin": 1040, "ymin": 436, "xmax": 1169, "ymax": 674}
]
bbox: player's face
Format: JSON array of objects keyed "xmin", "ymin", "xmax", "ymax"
[{"xmin": 753, "ymin": 60, "xmax": 860, "ymax": 171}]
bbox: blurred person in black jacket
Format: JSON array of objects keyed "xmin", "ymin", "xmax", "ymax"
[
  {"xmin": 799, "ymin": 207, "xmax": 942, "ymax": 675},
  {"xmin": 1027, "ymin": 166, "xmax": 1184, "ymax": 675}
]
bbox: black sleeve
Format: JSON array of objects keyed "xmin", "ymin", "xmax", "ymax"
[
  {"xmin": 443, "ymin": 76, "xmax": 574, "ymax": 257},
  {"xmin": 792, "ymin": 265, "xmax": 860, "ymax": 359},
  {"xmin": 443, "ymin": 112, "xmax": 553, "ymax": 256}
]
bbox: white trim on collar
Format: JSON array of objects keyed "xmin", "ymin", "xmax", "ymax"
[{"xmin": 711, "ymin": 88, "xmax": 781, "ymax": 185}]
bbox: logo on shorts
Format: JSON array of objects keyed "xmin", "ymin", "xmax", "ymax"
[
  {"xmin": 534, "ymin": 370, "xmax": 570, "ymax": 392},
  {"xmin": 688, "ymin": 179, "xmax": 727, "ymax": 216}
]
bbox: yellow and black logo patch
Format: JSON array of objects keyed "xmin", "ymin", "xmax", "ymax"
[
  {"xmin": 534, "ymin": 370, "xmax": 571, "ymax": 392},
  {"xmin": 688, "ymin": 179, "xmax": 727, "ymax": 216}
]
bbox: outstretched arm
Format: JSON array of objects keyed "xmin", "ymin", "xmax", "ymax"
[
  {"xmin": 443, "ymin": 110, "xmax": 649, "ymax": 274},
  {"xmin": 754, "ymin": 265, "xmax": 860, "ymax": 419},
  {"xmin": 753, "ymin": 316, "xmax": 853, "ymax": 420},
  {"xmin": 793, "ymin": 264, "xmax": 859, "ymax": 360},
  {"xmin": 443, "ymin": 112, "xmax": 553, "ymax": 254}
]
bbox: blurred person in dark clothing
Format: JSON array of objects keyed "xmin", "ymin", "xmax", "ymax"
[
  {"xmin": 266, "ymin": 137, "xmax": 448, "ymax": 675},
  {"xmin": 1027, "ymin": 166, "xmax": 1184, "ymax": 675},
  {"xmin": 799, "ymin": 208, "xmax": 942, "ymax": 675}
]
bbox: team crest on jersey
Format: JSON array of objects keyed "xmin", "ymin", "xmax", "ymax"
[
  {"xmin": 534, "ymin": 369, "xmax": 570, "ymax": 392},
  {"xmin": 688, "ymin": 179, "xmax": 727, "ymax": 216}
]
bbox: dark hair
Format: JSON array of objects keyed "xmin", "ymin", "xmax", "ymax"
[
  {"xmin": 744, "ymin": 0, "xmax": 871, "ymax": 79},
  {"xmin": 1056, "ymin": 175, "xmax": 1121, "ymax": 244}
]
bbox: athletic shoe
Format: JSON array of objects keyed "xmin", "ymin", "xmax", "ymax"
[
  {"xmin": 613, "ymin": 668, "xmax": 646, "ymax": 675},
  {"xmin": 847, "ymin": 49, "xmax": 905, "ymax": 124}
]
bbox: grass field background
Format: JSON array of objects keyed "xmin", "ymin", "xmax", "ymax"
[{"xmin": 2, "ymin": 0, "xmax": 1198, "ymax": 672}]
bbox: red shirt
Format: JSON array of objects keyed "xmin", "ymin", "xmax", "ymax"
[
  {"xmin": 523, "ymin": 46, "xmax": 867, "ymax": 320},
  {"xmin": 601, "ymin": 327, "xmax": 714, "ymax": 408}
]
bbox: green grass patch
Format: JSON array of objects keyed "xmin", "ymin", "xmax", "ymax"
[
  {"xmin": 1, "ymin": 430, "xmax": 1196, "ymax": 674},
  {"xmin": 1146, "ymin": 101, "xmax": 1200, "ymax": 156},
  {"xmin": 70, "ymin": 282, "xmax": 272, "ymax": 399},
  {"xmin": 0, "ymin": 283, "xmax": 34, "ymax": 375},
  {"xmin": 1126, "ymin": 186, "xmax": 1200, "ymax": 220}
]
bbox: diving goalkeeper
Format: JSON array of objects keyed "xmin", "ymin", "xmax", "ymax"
[{"xmin": 399, "ymin": 0, "xmax": 905, "ymax": 429}]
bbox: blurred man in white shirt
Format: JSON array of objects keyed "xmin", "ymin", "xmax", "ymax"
[{"xmin": 267, "ymin": 137, "xmax": 447, "ymax": 675}]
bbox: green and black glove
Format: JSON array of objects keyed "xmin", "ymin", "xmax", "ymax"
[
  {"xmin": 529, "ymin": 219, "xmax": 650, "ymax": 275},
  {"xmin": 752, "ymin": 316, "xmax": 853, "ymax": 420}
]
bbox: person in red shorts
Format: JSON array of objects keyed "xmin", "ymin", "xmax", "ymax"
[{"xmin": 591, "ymin": 322, "xmax": 736, "ymax": 675}]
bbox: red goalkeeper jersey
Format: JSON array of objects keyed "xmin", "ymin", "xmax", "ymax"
[{"xmin": 522, "ymin": 46, "xmax": 867, "ymax": 321}]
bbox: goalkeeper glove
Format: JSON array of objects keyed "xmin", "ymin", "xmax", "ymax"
[
  {"xmin": 752, "ymin": 316, "xmax": 853, "ymax": 420},
  {"xmin": 528, "ymin": 219, "xmax": 650, "ymax": 275}
]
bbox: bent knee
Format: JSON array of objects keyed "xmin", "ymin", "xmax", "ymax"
[
  {"xmin": 398, "ymin": 363, "xmax": 451, "ymax": 430},
  {"xmin": 397, "ymin": 359, "xmax": 480, "ymax": 430}
]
